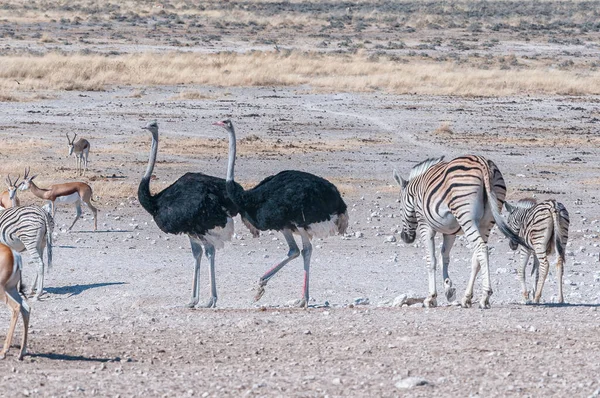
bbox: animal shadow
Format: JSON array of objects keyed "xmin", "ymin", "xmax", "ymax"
[
  {"xmin": 45, "ymin": 282, "xmax": 127, "ymax": 297},
  {"xmin": 28, "ymin": 352, "xmax": 121, "ymax": 362}
]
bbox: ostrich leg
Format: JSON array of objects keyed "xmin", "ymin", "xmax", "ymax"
[
  {"xmin": 255, "ymin": 228, "xmax": 300, "ymax": 302},
  {"xmin": 297, "ymin": 229, "xmax": 313, "ymax": 308},
  {"xmin": 199, "ymin": 241, "xmax": 217, "ymax": 308},
  {"xmin": 187, "ymin": 236, "xmax": 203, "ymax": 308}
]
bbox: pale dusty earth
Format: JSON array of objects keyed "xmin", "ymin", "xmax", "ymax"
[{"xmin": 0, "ymin": 86, "xmax": 599, "ymax": 397}]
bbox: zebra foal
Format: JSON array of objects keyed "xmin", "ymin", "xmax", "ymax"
[
  {"xmin": 394, "ymin": 155, "xmax": 528, "ymax": 309},
  {"xmin": 0, "ymin": 205, "xmax": 54, "ymax": 300},
  {"xmin": 504, "ymin": 198, "xmax": 569, "ymax": 304}
]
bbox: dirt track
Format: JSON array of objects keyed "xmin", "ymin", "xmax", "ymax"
[{"xmin": 0, "ymin": 86, "xmax": 599, "ymax": 396}]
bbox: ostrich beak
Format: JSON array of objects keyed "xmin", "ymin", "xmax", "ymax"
[{"xmin": 213, "ymin": 121, "xmax": 225, "ymax": 127}]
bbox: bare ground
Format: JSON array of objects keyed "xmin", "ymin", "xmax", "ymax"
[{"xmin": 0, "ymin": 86, "xmax": 599, "ymax": 396}]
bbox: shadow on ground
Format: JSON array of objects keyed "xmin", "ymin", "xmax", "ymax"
[{"xmin": 45, "ymin": 282, "xmax": 127, "ymax": 297}]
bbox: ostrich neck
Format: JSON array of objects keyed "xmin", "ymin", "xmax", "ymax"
[
  {"xmin": 138, "ymin": 133, "xmax": 159, "ymax": 215},
  {"xmin": 226, "ymin": 127, "xmax": 236, "ymax": 182},
  {"xmin": 144, "ymin": 135, "xmax": 158, "ymax": 180}
]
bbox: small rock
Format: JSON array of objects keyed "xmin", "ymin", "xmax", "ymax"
[
  {"xmin": 385, "ymin": 235, "xmax": 397, "ymax": 243},
  {"xmin": 395, "ymin": 377, "xmax": 430, "ymax": 389},
  {"xmin": 353, "ymin": 297, "xmax": 370, "ymax": 306},
  {"xmin": 392, "ymin": 294, "xmax": 408, "ymax": 307},
  {"xmin": 354, "ymin": 231, "xmax": 363, "ymax": 238}
]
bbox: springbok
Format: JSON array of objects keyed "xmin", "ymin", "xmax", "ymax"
[
  {"xmin": 0, "ymin": 175, "xmax": 21, "ymax": 210},
  {"xmin": 0, "ymin": 243, "xmax": 29, "ymax": 360},
  {"xmin": 19, "ymin": 168, "xmax": 98, "ymax": 231},
  {"xmin": 66, "ymin": 133, "xmax": 90, "ymax": 176}
]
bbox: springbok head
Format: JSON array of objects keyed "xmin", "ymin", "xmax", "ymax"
[
  {"xmin": 66, "ymin": 133, "xmax": 78, "ymax": 156},
  {"xmin": 5, "ymin": 174, "xmax": 20, "ymax": 201},
  {"xmin": 19, "ymin": 167, "xmax": 37, "ymax": 191}
]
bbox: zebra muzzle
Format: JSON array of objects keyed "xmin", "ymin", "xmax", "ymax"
[{"xmin": 401, "ymin": 231, "xmax": 416, "ymax": 244}]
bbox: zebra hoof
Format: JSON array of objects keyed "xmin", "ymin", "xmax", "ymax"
[
  {"xmin": 423, "ymin": 296, "xmax": 437, "ymax": 308},
  {"xmin": 461, "ymin": 296, "xmax": 472, "ymax": 308},
  {"xmin": 445, "ymin": 286, "xmax": 456, "ymax": 302},
  {"xmin": 478, "ymin": 298, "xmax": 491, "ymax": 309}
]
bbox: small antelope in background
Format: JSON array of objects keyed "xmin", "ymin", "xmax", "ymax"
[
  {"xmin": 0, "ymin": 175, "xmax": 21, "ymax": 210},
  {"xmin": 0, "ymin": 243, "xmax": 30, "ymax": 360},
  {"xmin": 20, "ymin": 167, "xmax": 98, "ymax": 231},
  {"xmin": 505, "ymin": 198, "xmax": 570, "ymax": 304},
  {"xmin": 66, "ymin": 133, "xmax": 90, "ymax": 176}
]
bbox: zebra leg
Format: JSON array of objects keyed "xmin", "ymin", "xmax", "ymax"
[
  {"xmin": 462, "ymin": 250, "xmax": 480, "ymax": 308},
  {"xmin": 518, "ymin": 249, "xmax": 532, "ymax": 303},
  {"xmin": 533, "ymin": 251, "xmax": 551, "ymax": 304},
  {"xmin": 421, "ymin": 227, "xmax": 438, "ymax": 307},
  {"xmin": 441, "ymin": 234, "xmax": 456, "ymax": 302},
  {"xmin": 556, "ymin": 254, "xmax": 564, "ymax": 304},
  {"xmin": 186, "ymin": 236, "xmax": 203, "ymax": 308},
  {"xmin": 475, "ymin": 239, "xmax": 493, "ymax": 309}
]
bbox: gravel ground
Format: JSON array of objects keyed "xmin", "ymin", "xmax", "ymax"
[{"xmin": 1, "ymin": 87, "xmax": 600, "ymax": 396}]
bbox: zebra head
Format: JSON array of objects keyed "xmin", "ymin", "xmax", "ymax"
[
  {"xmin": 504, "ymin": 201, "xmax": 530, "ymax": 250},
  {"xmin": 393, "ymin": 169, "xmax": 417, "ymax": 244}
]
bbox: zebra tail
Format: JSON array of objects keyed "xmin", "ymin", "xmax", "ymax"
[
  {"xmin": 45, "ymin": 212, "xmax": 54, "ymax": 271},
  {"xmin": 484, "ymin": 161, "xmax": 532, "ymax": 251},
  {"xmin": 551, "ymin": 202, "xmax": 565, "ymax": 263}
]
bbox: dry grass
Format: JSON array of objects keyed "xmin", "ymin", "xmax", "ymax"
[
  {"xmin": 0, "ymin": 52, "xmax": 599, "ymax": 97},
  {"xmin": 168, "ymin": 90, "xmax": 215, "ymax": 101}
]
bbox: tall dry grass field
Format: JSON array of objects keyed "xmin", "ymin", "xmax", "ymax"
[{"xmin": 1, "ymin": 52, "xmax": 599, "ymax": 97}]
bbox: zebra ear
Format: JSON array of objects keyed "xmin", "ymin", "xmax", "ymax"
[
  {"xmin": 392, "ymin": 169, "xmax": 408, "ymax": 189},
  {"xmin": 504, "ymin": 201, "xmax": 515, "ymax": 213}
]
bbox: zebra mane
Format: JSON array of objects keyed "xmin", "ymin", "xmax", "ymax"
[
  {"xmin": 409, "ymin": 156, "xmax": 445, "ymax": 180},
  {"xmin": 515, "ymin": 198, "xmax": 537, "ymax": 209}
]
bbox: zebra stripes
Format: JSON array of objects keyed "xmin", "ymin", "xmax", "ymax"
[
  {"xmin": 505, "ymin": 198, "xmax": 569, "ymax": 304},
  {"xmin": 0, "ymin": 205, "xmax": 54, "ymax": 300},
  {"xmin": 394, "ymin": 155, "xmax": 527, "ymax": 309}
]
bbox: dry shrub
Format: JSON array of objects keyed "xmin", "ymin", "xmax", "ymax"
[
  {"xmin": 433, "ymin": 122, "xmax": 453, "ymax": 135},
  {"xmin": 1, "ymin": 51, "xmax": 599, "ymax": 96},
  {"xmin": 169, "ymin": 90, "xmax": 215, "ymax": 101}
]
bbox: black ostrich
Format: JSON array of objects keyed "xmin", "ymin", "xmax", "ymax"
[
  {"xmin": 138, "ymin": 120, "xmax": 255, "ymax": 308},
  {"xmin": 213, "ymin": 119, "xmax": 349, "ymax": 307}
]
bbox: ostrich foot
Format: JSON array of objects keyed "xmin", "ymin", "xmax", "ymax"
[
  {"xmin": 461, "ymin": 295, "xmax": 473, "ymax": 308},
  {"xmin": 289, "ymin": 298, "xmax": 308, "ymax": 308},
  {"xmin": 444, "ymin": 285, "xmax": 456, "ymax": 302},
  {"xmin": 186, "ymin": 297, "xmax": 200, "ymax": 308},
  {"xmin": 0, "ymin": 351, "xmax": 6, "ymax": 360},
  {"xmin": 423, "ymin": 295, "xmax": 437, "ymax": 308},
  {"xmin": 198, "ymin": 297, "xmax": 217, "ymax": 308},
  {"xmin": 254, "ymin": 282, "xmax": 267, "ymax": 302}
]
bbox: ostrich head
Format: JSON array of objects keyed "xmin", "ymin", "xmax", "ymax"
[
  {"xmin": 142, "ymin": 120, "xmax": 159, "ymax": 139},
  {"xmin": 212, "ymin": 119, "xmax": 234, "ymax": 131},
  {"xmin": 392, "ymin": 170, "xmax": 417, "ymax": 244},
  {"xmin": 19, "ymin": 167, "xmax": 36, "ymax": 191}
]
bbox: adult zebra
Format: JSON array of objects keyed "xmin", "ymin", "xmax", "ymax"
[
  {"xmin": 0, "ymin": 205, "xmax": 53, "ymax": 300},
  {"xmin": 393, "ymin": 155, "xmax": 528, "ymax": 309},
  {"xmin": 504, "ymin": 198, "xmax": 569, "ymax": 304}
]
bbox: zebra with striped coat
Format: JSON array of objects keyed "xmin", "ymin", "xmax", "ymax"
[
  {"xmin": 504, "ymin": 198, "xmax": 569, "ymax": 304},
  {"xmin": 0, "ymin": 205, "xmax": 54, "ymax": 300},
  {"xmin": 394, "ymin": 155, "xmax": 528, "ymax": 309}
]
